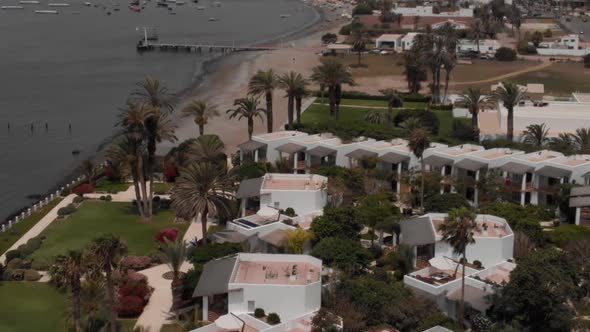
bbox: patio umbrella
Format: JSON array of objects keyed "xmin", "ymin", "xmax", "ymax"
[
  {"xmin": 257, "ymin": 206, "xmax": 279, "ymax": 220},
  {"xmin": 428, "ymin": 256, "xmax": 456, "ymax": 271},
  {"xmin": 215, "ymin": 314, "xmax": 243, "ymax": 331}
]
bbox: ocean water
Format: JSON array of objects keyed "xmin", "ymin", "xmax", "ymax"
[{"xmin": 0, "ymin": 0, "xmax": 319, "ymax": 221}]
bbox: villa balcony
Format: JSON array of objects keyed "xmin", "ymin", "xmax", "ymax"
[
  {"xmin": 503, "ymin": 181, "xmax": 534, "ymax": 192},
  {"xmin": 537, "ymin": 184, "xmax": 561, "ymax": 194}
]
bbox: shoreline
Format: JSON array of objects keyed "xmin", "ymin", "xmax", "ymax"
[{"xmin": 161, "ymin": 3, "xmax": 347, "ymax": 155}]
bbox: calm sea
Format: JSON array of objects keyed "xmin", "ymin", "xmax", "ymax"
[{"xmin": 0, "ymin": 0, "xmax": 319, "ymax": 221}]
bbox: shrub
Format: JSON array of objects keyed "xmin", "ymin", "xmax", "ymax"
[
  {"xmin": 182, "ymin": 266, "xmax": 203, "ymax": 301},
  {"xmin": 429, "ymin": 103, "xmax": 453, "ymax": 111},
  {"xmin": 120, "ymin": 256, "xmax": 152, "ymax": 270},
  {"xmin": 60, "ymin": 188, "xmax": 70, "ymax": 196},
  {"xmin": 117, "ymin": 295, "xmax": 145, "ymax": 317},
  {"xmin": 5, "ymin": 249, "xmax": 22, "ymax": 261},
  {"xmin": 393, "ymin": 109, "xmax": 440, "ymax": 135},
  {"xmin": 7, "ymin": 258, "xmax": 24, "ymax": 269},
  {"xmin": 266, "ymin": 313, "xmax": 281, "ymax": 325},
  {"xmin": 155, "ymin": 228, "xmax": 179, "ymax": 243},
  {"xmin": 424, "ymin": 193, "xmax": 470, "ymax": 212},
  {"xmin": 548, "ymin": 224, "xmax": 590, "ymax": 248},
  {"xmin": 495, "ymin": 47, "xmax": 517, "ymax": 61},
  {"xmin": 118, "ymin": 281, "xmax": 150, "ymax": 300},
  {"xmin": 73, "ymin": 195, "xmax": 84, "ymax": 204},
  {"xmin": 106, "ymin": 195, "xmax": 112, "ymax": 202},
  {"xmin": 71, "ymin": 183, "xmax": 94, "ymax": 195},
  {"xmin": 24, "ymin": 269, "xmax": 41, "ymax": 281},
  {"xmin": 164, "ymin": 167, "xmax": 178, "ymax": 182},
  {"xmin": 99, "ymin": 195, "xmax": 106, "ymax": 201},
  {"xmin": 188, "ymin": 243, "xmax": 241, "ymax": 265},
  {"xmin": 3, "ymin": 269, "xmax": 25, "ymax": 281},
  {"xmin": 517, "ymin": 40, "xmax": 537, "ymax": 54},
  {"xmin": 473, "ymin": 260, "xmax": 483, "ymax": 269},
  {"xmin": 339, "ymin": 24, "xmax": 352, "ymax": 36},
  {"xmin": 31, "ymin": 260, "xmax": 50, "ymax": 271},
  {"xmin": 352, "ymin": 3, "xmax": 372, "ymax": 15},
  {"xmin": 452, "ymin": 120, "xmax": 476, "ymax": 141},
  {"xmin": 57, "ymin": 204, "xmax": 77, "ymax": 217},
  {"xmin": 284, "ymin": 208, "xmax": 296, "ymax": 217},
  {"xmin": 254, "ymin": 308, "xmax": 266, "ymax": 318},
  {"xmin": 17, "ymin": 243, "xmax": 35, "ymax": 257}
]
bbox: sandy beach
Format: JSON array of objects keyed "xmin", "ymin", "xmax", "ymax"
[{"xmin": 160, "ymin": 11, "xmax": 345, "ymax": 156}]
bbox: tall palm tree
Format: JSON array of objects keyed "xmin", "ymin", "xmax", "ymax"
[
  {"xmin": 550, "ymin": 133, "xmax": 576, "ymax": 155},
  {"xmin": 401, "ymin": 51, "xmax": 426, "ymax": 93},
  {"xmin": 294, "ymin": 78, "xmax": 310, "ymax": 125},
  {"xmin": 80, "ymin": 159, "xmax": 97, "ymax": 188},
  {"xmin": 106, "ymin": 138, "xmax": 143, "ymax": 214},
  {"xmin": 159, "ymin": 239, "xmax": 188, "ymax": 310},
  {"xmin": 171, "ymin": 163, "xmax": 235, "ymax": 244},
  {"xmin": 226, "ymin": 96, "xmax": 266, "ymax": 140},
  {"xmin": 379, "ymin": 88, "xmax": 402, "ymax": 113},
  {"xmin": 458, "ymin": 87, "xmax": 493, "ymax": 138},
  {"xmin": 311, "ymin": 59, "xmax": 355, "ymax": 120},
  {"xmin": 408, "ymin": 128, "xmax": 431, "ymax": 210},
  {"xmin": 132, "ymin": 77, "xmax": 174, "ymax": 113},
  {"xmin": 181, "ymin": 100, "xmax": 220, "ymax": 136},
  {"xmin": 50, "ymin": 250, "xmax": 86, "ymax": 332},
  {"xmin": 493, "ymin": 81, "xmax": 526, "ymax": 141},
  {"xmin": 278, "ymin": 71, "xmax": 306, "ymax": 129},
  {"xmin": 442, "ymin": 54, "xmax": 456, "ymax": 104},
  {"xmin": 573, "ymin": 128, "xmax": 590, "ymax": 151},
  {"xmin": 248, "ymin": 69, "xmax": 277, "ymax": 133},
  {"xmin": 470, "ymin": 19, "xmax": 483, "ymax": 53},
  {"xmin": 189, "ymin": 134, "xmax": 226, "ymax": 166},
  {"xmin": 117, "ymin": 102, "xmax": 155, "ymax": 219},
  {"xmin": 522, "ymin": 123, "xmax": 549, "ymax": 147},
  {"xmin": 437, "ymin": 207, "xmax": 478, "ymax": 327},
  {"xmin": 351, "ymin": 28, "xmax": 367, "ymax": 66},
  {"xmin": 87, "ymin": 234, "xmax": 127, "ymax": 332}
]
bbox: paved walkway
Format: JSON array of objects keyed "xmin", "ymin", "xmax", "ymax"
[
  {"xmin": 0, "ymin": 194, "xmax": 77, "ymax": 265},
  {"xmin": 85, "ymin": 185, "xmax": 170, "ymax": 202},
  {"xmin": 135, "ymin": 218, "xmax": 210, "ymax": 332}
]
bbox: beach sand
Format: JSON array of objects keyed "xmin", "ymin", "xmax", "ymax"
[{"xmin": 159, "ymin": 18, "xmax": 343, "ymax": 156}]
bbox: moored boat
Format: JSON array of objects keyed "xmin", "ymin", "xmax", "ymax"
[{"xmin": 35, "ymin": 9, "xmax": 59, "ymax": 14}]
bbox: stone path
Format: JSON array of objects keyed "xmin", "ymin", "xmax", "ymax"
[
  {"xmin": 135, "ymin": 217, "xmax": 210, "ymax": 332},
  {"xmin": 0, "ymin": 194, "xmax": 77, "ymax": 265}
]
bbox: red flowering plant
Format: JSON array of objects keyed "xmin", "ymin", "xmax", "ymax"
[
  {"xmin": 156, "ymin": 228, "xmax": 179, "ymax": 244},
  {"xmin": 72, "ymin": 183, "xmax": 94, "ymax": 195}
]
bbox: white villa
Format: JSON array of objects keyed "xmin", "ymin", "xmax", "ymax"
[
  {"xmin": 391, "ymin": 5, "xmax": 474, "ymax": 17},
  {"xmin": 401, "ymin": 213, "xmax": 515, "ymax": 318},
  {"xmin": 191, "ymin": 253, "xmax": 324, "ymax": 332}
]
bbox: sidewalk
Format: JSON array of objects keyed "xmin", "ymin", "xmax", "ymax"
[
  {"xmin": 85, "ymin": 185, "xmax": 170, "ymax": 202},
  {"xmin": 0, "ymin": 194, "xmax": 77, "ymax": 265}
]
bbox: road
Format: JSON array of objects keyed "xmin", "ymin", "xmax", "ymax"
[{"xmin": 559, "ymin": 17, "xmax": 590, "ymax": 41}]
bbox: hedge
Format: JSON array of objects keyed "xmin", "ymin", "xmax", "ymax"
[
  {"xmin": 314, "ymin": 90, "xmax": 431, "ymax": 103},
  {"xmin": 57, "ymin": 204, "xmax": 77, "ymax": 217},
  {"xmin": 24, "ymin": 269, "xmax": 41, "ymax": 281}
]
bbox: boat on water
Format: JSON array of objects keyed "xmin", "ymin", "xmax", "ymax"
[
  {"xmin": 176, "ymin": 1, "xmax": 186, "ymax": 5},
  {"xmin": 208, "ymin": 17, "xmax": 217, "ymax": 21},
  {"xmin": 84, "ymin": 2, "xmax": 91, "ymax": 5},
  {"xmin": 280, "ymin": 14, "xmax": 290, "ymax": 18},
  {"xmin": 196, "ymin": 5, "xmax": 204, "ymax": 9},
  {"xmin": 129, "ymin": 5, "xmax": 140, "ymax": 11},
  {"xmin": 211, "ymin": 0, "xmax": 220, "ymax": 6},
  {"xmin": 20, "ymin": 1, "xmax": 41, "ymax": 4},
  {"xmin": 35, "ymin": 9, "xmax": 59, "ymax": 13},
  {"xmin": 48, "ymin": 3, "xmax": 70, "ymax": 6},
  {"xmin": 1, "ymin": 5, "xmax": 25, "ymax": 9}
]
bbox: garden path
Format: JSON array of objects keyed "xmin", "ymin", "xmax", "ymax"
[
  {"xmin": 84, "ymin": 185, "xmax": 170, "ymax": 202},
  {"xmin": 0, "ymin": 194, "xmax": 77, "ymax": 265},
  {"xmin": 135, "ymin": 218, "xmax": 209, "ymax": 332}
]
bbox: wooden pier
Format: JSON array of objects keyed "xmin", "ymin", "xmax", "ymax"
[{"xmin": 136, "ymin": 40, "xmax": 277, "ymax": 53}]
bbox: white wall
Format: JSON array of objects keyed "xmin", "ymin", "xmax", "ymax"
[
  {"xmin": 261, "ymin": 189, "xmax": 327, "ymax": 216},
  {"xmin": 537, "ymin": 48, "xmax": 590, "ymax": 56},
  {"xmin": 228, "ymin": 282, "xmax": 321, "ymax": 320},
  {"xmin": 434, "ymin": 234, "xmax": 514, "ymax": 268}
]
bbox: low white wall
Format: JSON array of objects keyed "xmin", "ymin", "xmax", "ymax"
[{"xmin": 537, "ymin": 48, "xmax": 590, "ymax": 56}]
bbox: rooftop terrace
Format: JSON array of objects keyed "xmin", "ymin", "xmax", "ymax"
[
  {"xmin": 515, "ymin": 150, "xmax": 564, "ymax": 163},
  {"xmin": 233, "ymin": 261, "xmax": 321, "ymax": 285},
  {"xmin": 471, "ymin": 148, "xmax": 523, "ymax": 160},
  {"xmin": 255, "ymin": 131, "xmax": 307, "ymax": 141},
  {"xmin": 432, "ymin": 215, "xmax": 510, "ymax": 238},
  {"xmin": 261, "ymin": 174, "xmax": 326, "ymax": 191},
  {"xmin": 439, "ymin": 144, "xmax": 485, "ymax": 156}
]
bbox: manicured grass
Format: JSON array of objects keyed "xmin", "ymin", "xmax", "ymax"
[
  {"xmin": 0, "ymin": 282, "xmax": 67, "ymax": 332},
  {"xmin": 94, "ymin": 181, "xmax": 131, "ymax": 194},
  {"xmin": 0, "ymin": 198, "xmax": 63, "ymax": 255},
  {"xmin": 153, "ymin": 182, "xmax": 174, "ymax": 195},
  {"xmin": 301, "ymin": 104, "xmax": 467, "ymax": 139},
  {"xmin": 29, "ymin": 202, "xmax": 188, "ymax": 267},
  {"xmin": 316, "ymin": 99, "xmax": 428, "ymax": 109}
]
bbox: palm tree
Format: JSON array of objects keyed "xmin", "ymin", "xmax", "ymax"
[
  {"xmin": 470, "ymin": 19, "xmax": 483, "ymax": 53},
  {"xmin": 87, "ymin": 234, "xmax": 127, "ymax": 332},
  {"xmin": 226, "ymin": 96, "xmax": 266, "ymax": 140},
  {"xmin": 132, "ymin": 77, "xmax": 174, "ymax": 113},
  {"xmin": 159, "ymin": 239, "xmax": 188, "ymax": 310},
  {"xmin": 399, "ymin": 117, "xmax": 423, "ymax": 132},
  {"xmin": 550, "ymin": 133, "xmax": 576, "ymax": 155},
  {"xmin": 351, "ymin": 28, "xmax": 367, "ymax": 66},
  {"xmin": 437, "ymin": 207, "xmax": 478, "ymax": 327},
  {"xmin": 181, "ymin": 100, "xmax": 220, "ymax": 136},
  {"xmin": 573, "ymin": 128, "xmax": 590, "ymax": 151},
  {"xmin": 294, "ymin": 78, "xmax": 310, "ymax": 125},
  {"xmin": 248, "ymin": 69, "xmax": 277, "ymax": 133},
  {"xmin": 379, "ymin": 88, "xmax": 402, "ymax": 112},
  {"xmin": 171, "ymin": 163, "xmax": 235, "ymax": 244},
  {"xmin": 365, "ymin": 110, "xmax": 387, "ymax": 125},
  {"xmin": 522, "ymin": 123, "xmax": 549, "ymax": 147},
  {"xmin": 441, "ymin": 54, "xmax": 456, "ymax": 104},
  {"xmin": 278, "ymin": 72, "xmax": 307, "ymax": 129},
  {"xmin": 401, "ymin": 51, "xmax": 426, "ymax": 93},
  {"xmin": 493, "ymin": 81, "xmax": 526, "ymax": 141},
  {"xmin": 189, "ymin": 134, "xmax": 226, "ymax": 166},
  {"xmin": 80, "ymin": 159, "xmax": 97, "ymax": 188},
  {"xmin": 50, "ymin": 250, "xmax": 86, "ymax": 332},
  {"xmin": 458, "ymin": 87, "xmax": 493, "ymax": 138},
  {"xmin": 311, "ymin": 60, "xmax": 355, "ymax": 120},
  {"xmin": 106, "ymin": 138, "xmax": 144, "ymax": 214},
  {"xmin": 409, "ymin": 128, "xmax": 430, "ymax": 210}
]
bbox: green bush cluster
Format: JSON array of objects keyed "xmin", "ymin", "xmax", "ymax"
[
  {"xmin": 517, "ymin": 40, "xmax": 537, "ymax": 55},
  {"xmin": 424, "ymin": 193, "xmax": 470, "ymax": 213},
  {"xmin": 254, "ymin": 308, "xmax": 266, "ymax": 318},
  {"xmin": 300, "ymin": 121, "xmax": 407, "ymax": 142},
  {"xmin": 266, "ymin": 313, "xmax": 281, "ymax": 325},
  {"xmin": 313, "ymin": 90, "xmax": 431, "ymax": 103},
  {"xmin": 452, "ymin": 120, "xmax": 477, "ymax": 141},
  {"xmin": 495, "ymin": 47, "xmax": 517, "ymax": 61},
  {"xmin": 2, "ymin": 268, "xmax": 41, "ymax": 281},
  {"xmin": 57, "ymin": 203, "xmax": 77, "ymax": 217},
  {"xmin": 392, "ymin": 109, "xmax": 440, "ymax": 135},
  {"xmin": 73, "ymin": 195, "xmax": 84, "ymax": 204}
]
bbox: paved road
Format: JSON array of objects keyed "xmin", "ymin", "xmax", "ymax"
[{"xmin": 559, "ymin": 17, "xmax": 590, "ymax": 41}]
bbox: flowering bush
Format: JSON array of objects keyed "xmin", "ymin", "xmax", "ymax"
[
  {"xmin": 164, "ymin": 167, "xmax": 178, "ymax": 182},
  {"xmin": 117, "ymin": 295, "xmax": 144, "ymax": 317},
  {"xmin": 118, "ymin": 280, "xmax": 150, "ymax": 300},
  {"xmin": 72, "ymin": 183, "xmax": 94, "ymax": 195},
  {"xmin": 156, "ymin": 228, "xmax": 179, "ymax": 243},
  {"xmin": 120, "ymin": 256, "xmax": 152, "ymax": 270}
]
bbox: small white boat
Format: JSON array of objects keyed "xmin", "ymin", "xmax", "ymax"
[
  {"xmin": 35, "ymin": 9, "xmax": 59, "ymax": 13},
  {"xmin": 1, "ymin": 5, "xmax": 24, "ymax": 9},
  {"xmin": 208, "ymin": 17, "xmax": 217, "ymax": 21},
  {"xmin": 196, "ymin": 5, "xmax": 204, "ymax": 9},
  {"xmin": 280, "ymin": 14, "xmax": 290, "ymax": 18},
  {"xmin": 20, "ymin": 1, "xmax": 41, "ymax": 4},
  {"xmin": 48, "ymin": 3, "xmax": 70, "ymax": 6},
  {"xmin": 211, "ymin": 0, "xmax": 220, "ymax": 6},
  {"xmin": 84, "ymin": 2, "xmax": 91, "ymax": 5}
]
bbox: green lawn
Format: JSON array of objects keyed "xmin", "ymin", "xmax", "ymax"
[
  {"xmin": 0, "ymin": 282, "xmax": 67, "ymax": 332},
  {"xmin": 511, "ymin": 63, "xmax": 590, "ymax": 96},
  {"xmin": 153, "ymin": 182, "xmax": 174, "ymax": 195},
  {"xmin": 301, "ymin": 104, "xmax": 467, "ymax": 140},
  {"xmin": 315, "ymin": 99, "xmax": 428, "ymax": 109},
  {"xmin": 94, "ymin": 181, "xmax": 131, "ymax": 194},
  {"xmin": 29, "ymin": 202, "xmax": 188, "ymax": 268},
  {"xmin": 0, "ymin": 198, "xmax": 63, "ymax": 255}
]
